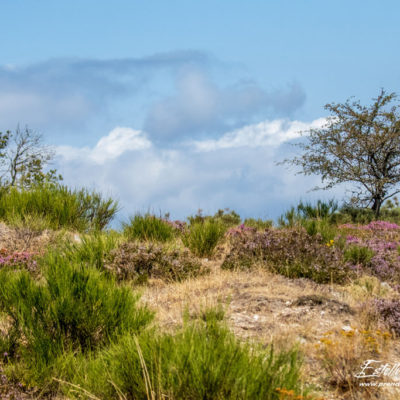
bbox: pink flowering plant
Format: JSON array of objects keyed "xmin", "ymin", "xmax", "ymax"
[
  {"xmin": 222, "ymin": 227, "xmax": 351, "ymax": 284},
  {"xmin": 0, "ymin": 248, "xmax": 37, "ymax": 272},
  {"xmin": 338, "ymin": 221, "xmax": 400, "ymax": 282}
]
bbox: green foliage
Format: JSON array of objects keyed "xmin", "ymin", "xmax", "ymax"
[
  {"xmin": 188, "ymin": 208, "xmax": 241, "ymax": 228},
  {"xmin": 344, "ymin": 245, "xmax": 375, "ymax": 267},
  {"xmin": 281, "ymin": 89, "xmax": 400, "ymax": 217},
  {"xmin": 0, "ymin": 184, "xmax": 118, "ymax": 231},
  {"xmin": 212, "ymin": 208, "xmax": 241, "ymax": 227},
  {"xmin": 336, "ymin": 205, "xmax": 376, "ymax": 224},
  {"xmin": 297, "ymin": 199, "xmax": 338, "ymax": 220},
  {"xmin": 301, "ymin": 218, "xmax": 338, "ymax": 242},
  {"xmin": 183, "ymin": 219, "xmax": 226, "ymax": 258},
  {"xmin": 337, "ymin": 202, "xmax": 400, "ymax": 225},
  {"xmin": 106, "ymin": 241, "xmax": 206, "ymax": 282},
  {"xmin": 62, "ymin": 231, "xmax": 121, "ymax": 270},
  {"xmin": 278, "ymin": 199, "xmax": 338, "ymax": 227},
  {"xmin": 123, "ymin": 214, "xmax": 175, "ymax": 242},
  {"xmin": 0, "ymin": 255, "xmax": 153, "ymax": 386},
  {"xmin": 66, "ymin": 310, "xmax": 307, "ymax": 400},
  {"xmin": 278, "ymin": 200, "xmax": 339, "ymax": 242},
  {"xmin": 1, "ymin": 126, "xmax": 62, "ymax": 189},
  {"xmin": 243, "ymin": 217, "xmax": 273, "ymax": 230}
]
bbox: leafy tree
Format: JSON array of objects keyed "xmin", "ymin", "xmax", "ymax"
[
  {"xmin": 0, "ymin": 126, "xmax": 62, "ymax": 188},
  {"xmin": 282, "ymin": 89, "xmax": 400, "ymax": 217}
]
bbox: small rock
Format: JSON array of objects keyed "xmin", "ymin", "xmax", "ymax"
[{"xmin": 342, "ymin": 325, "xmax": 353, "ymax": 332}]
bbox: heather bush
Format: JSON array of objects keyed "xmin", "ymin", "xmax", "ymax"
[
  {"xmin": 374, "ymin": 299, "xmax": 400, "ymax": 336},
  {"xmin": 182, "ymin": 219, "xmax": 226, "ymax": 257},
  {"xmin": 106, "ymin": 241, "xmax": 206, "ymax": 282},
  {"xmin": 65, "ymin": 310, "xmax": 308, "ymax": 400},
  {"xmin": 0, "ymin": 248, "xmax": 37, "ymax": 273},
  {"xmin": 0, "ymin": 255, "xmax": 153, "ymax": 386},
  {"xmin": 341, "ymin": 231, "xmax": 400, "ymax": 282},
  {"xmin": 222, "ymin": 228, "xmax": 350, "ymax": 284},
  {"xmin": 123, "ymin": 214, "xmax": 176, "ymax": 242}
]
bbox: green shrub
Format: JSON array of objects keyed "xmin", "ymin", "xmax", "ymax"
[
  {"xmin": 278, "ymin": 199, "xmax": 339, "ymax": 227},
  {"xmin": 212, "ymin": 208, "xmax": 241, "ymax": 227},
  {"xmin": 66, "ymin": 310, "xmax": 308, "ymax": 400},
  {"xmin": 243, "ymin": 218, "xmax": 273, "ymax": 230},
  {"xmin": 344, "ymin": 245, "xmax": 375, "ymax": 267},
  {"xmin": 336, "ymin": 205, "xmax": 375, "ymax": 224},
  {"xmin": 182, "ymin": 219, "xmax": 226, "ymax": 258},
  {"xmin": 0, "ymin": 184, "xmax": 118, "ymax": 231},
  {"xmin": 106, "ymin": 241, "xmax": 206, "ymax": 282},
  {"xmin": 301, "ymin": 218, "xmax": 338, "ymax": 242},
  {"xmin": 297, "ymin": 199, "xmax": 338, "ymax": 220},
  {"xmin": 123, "ymin": 214, "xmax": 175, "ymax": 242},
  {"xmin": 0, "ymin": 255, "xmax": 153, "ymax": 386},
  {"xmin": 62, "ymin": 231, "xmax": 121, "ymax": 270},
  {"xmin": 188, "ymin": 208, "xmax": 241, "ymax": 228}
]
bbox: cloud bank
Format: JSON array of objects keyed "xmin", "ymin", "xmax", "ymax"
[{"xmin": 55, "ymin": 117, "xmax": 339, "ymax": 222}]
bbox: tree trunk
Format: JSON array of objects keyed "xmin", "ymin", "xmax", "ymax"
[{"xmin": 371, "ymin": 196, "xmax": 383, "ymax": 218}]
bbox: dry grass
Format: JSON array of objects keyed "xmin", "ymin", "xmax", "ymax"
[
  {"xmin": 142, "ymin": 266, "xmax": 356, "ymax": 345},
  {"xmin": 141, "ymin": 264, "xmax": 400, "ymax": 400}
]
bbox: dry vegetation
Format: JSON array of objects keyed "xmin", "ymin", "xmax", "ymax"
[{"xmin": 2, "ymin": 198, "xmax": 400, "ymax": 399}]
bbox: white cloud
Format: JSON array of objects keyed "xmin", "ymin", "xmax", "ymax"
[
  {"xmin": 193, "ymin": 117, "xmax": 326, "ymax": 151},
  {"xmin": 54, "ymin": 118, "xmax": 346, "ymax": 223},
  {"xmin": 57, "ymin": 126, "xmax": 151, "ymax": 164}
]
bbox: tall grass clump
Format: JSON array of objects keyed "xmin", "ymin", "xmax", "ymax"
[
  {"xmin": 0, "ymin": 184, "xmax": 118, "ymax": 231},
  {"xmin": 278, "ymin": 199, "xmax": 339, "ymax": 227},
  {"xmin": 123, "ymin": 214, "xmax": 176, "ymax": 242},
  {"xmin": 66, "ymin": 310, "xmax": 308, "ymax": 400},
  {"xmin": 344, "ymin": 245, "xmax": 375, "ymax": 267},
  {"xmin": 183, "ymin": 219, "xmax": 226, "ymax": 257},
  {"xmin": 0, "ymin": 254, "xmax": 153, "ymax": 387},
  {"xmin": 61, "ymin": 231, "xmax": 121, "ymax": 270}
]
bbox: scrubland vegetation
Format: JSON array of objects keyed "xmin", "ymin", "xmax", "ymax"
[{"xmin": 2, "ymin": 184, "xmax": 400, "ymax": 399}]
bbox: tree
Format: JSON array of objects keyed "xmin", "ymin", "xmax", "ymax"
[
  {"xmin": 282, "ymin": 89, "xmax": 400, "ymax": 217},
  {"xmin": 0, "ymin": 126, "xmax": 62, "ymax": 188}
]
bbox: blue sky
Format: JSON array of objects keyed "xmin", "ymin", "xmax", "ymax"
[{"xmin": 1, "ymin": 0, "xmax": 400, "ymax": 222}]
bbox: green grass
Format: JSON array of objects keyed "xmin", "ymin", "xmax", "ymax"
[
  {"xmin": 123, "ymin": 214, "xmax": 176, "ymax": 242},
  {"xmin": 182, "ymin": 219, "xmax": 226, "ymax": 257},
  {"xmin": 0, "ymin": 184, "xmax": 118, "ymax": 232},
  {"xmin": 64, "ymin": 310, "xmax": 308, "ymax": 400}
]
